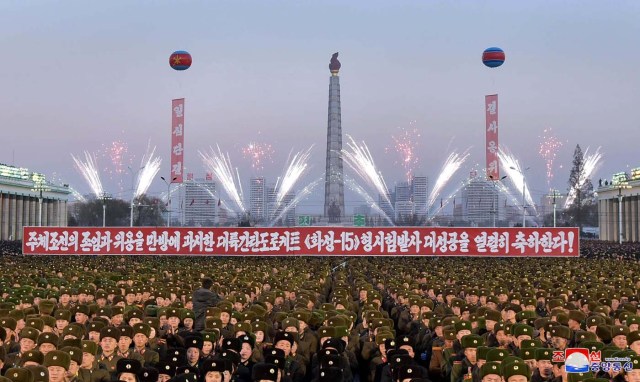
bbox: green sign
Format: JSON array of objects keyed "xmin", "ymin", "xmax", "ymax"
[
  {"xmin": 298, "ymin": 215, "xmax": 311, "ymax": 226},
  {"xmin": 354, "ymin": 214, "xmax": 366, "ymax": 227}
]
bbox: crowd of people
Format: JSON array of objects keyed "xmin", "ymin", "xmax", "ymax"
[{"xmin": 0, "ymin": 242, "xmax": 638, "ymax": 382}]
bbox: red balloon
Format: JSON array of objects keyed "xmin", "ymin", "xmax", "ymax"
[{"xmin": 170, "ymin": 51, "xmax": 192, "ymax": 71}]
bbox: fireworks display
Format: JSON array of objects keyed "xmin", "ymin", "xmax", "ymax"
[
  {"xmin": 538, "ymin": 128, "xmax": 564, "ymax": 188},
  {"xmin": 272, "ymin": 146, "xmax": 314, "ymax": 217},
  {"xmin": 386, "ymin": 122, "xmax": 421, "ymax": 182},
  {"xmin": 343, "ymin": 135, "xmax": 392, "ymax": 208},
  {"xmin": 242, "ymin": 141, "xmax": 275, "ymax": 172},
  {"xmin": 426, "ymin": 151, "xmax": 470, "ymax": 214},
  {"xmin": 71, "ymin": 151, "xmax": 104, "ymax": 197},
  {"xmin": 564, "ymin": 146, "xmax": 603, "ymax": 208},
  {"xmin": 134, "ymin": 144, "xmax": 162, "ymax": 198},
  {"xmin": 498, "ymin": 147, "xmax": 537, "ymax": 215},
  {"xmin": 200, "ymin": 146, "xmax": 247, "ymax": 214}
]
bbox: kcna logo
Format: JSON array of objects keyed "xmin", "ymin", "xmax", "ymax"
[{"xmin": 553, "ymin": 349, "xmax": 601, "ymax": 373}]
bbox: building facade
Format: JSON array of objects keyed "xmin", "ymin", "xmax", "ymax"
[
  {"xmin": 249, "ymin": 177, "xmax": 266, "ymax": 223},
  {"xmin": 0, "ymin": 164, "xmax": 70, "ymax": 240},
  {"xmin": 598, "ymin": 177, "xmax": 640, "ymax": 242},
  {"xmin": 182, "ymin": 178, "xmax": 218, "ymax": 226}
]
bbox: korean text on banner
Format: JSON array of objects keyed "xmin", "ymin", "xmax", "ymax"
[
  {"xmin": 486, "ymin": 94, "xmax": 499, "ymax": 179},
  {"xmin": 171, "ymin": 99, "xmax": 185, "ymax": 183}
]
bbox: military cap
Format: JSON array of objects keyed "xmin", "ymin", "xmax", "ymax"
[
  {"xmin": 627, "ymin": 355, "xmax": 640, "ymax": 370},
  {"xmin": 132, "ymin": 323, "xmax": 151, "ymax": 338},
  {"xmin": 116, "ymin": 358, "xmax": 142, "ymax": 375},
  {"xmin": 156, "ymin": 362, "xmax": 176, "ymax": 377},
  {"xmin": 25, "ymin": 319, "xmax": 43, "ymax": 332},
  {"xmin": 238, "ymin": 334, "xmax": 255, "ymax": 348},
  {"xmin": 23, "ymin": 366, "xmax": 47, "ymax": 382},
  {"xmin": 144, "ymin": 317, "xmax": 159, "ymax": 330},
  {"xmin": 317, "ymin": 326, "xmax": 337, "ymax": 339},
  {"xmin": 512, "ymin": 324, "xmax": 533, "ymax": 338},
  {"xmin": 612, "ymin": 325, "xmax": 630, "ymax": 337},
  {"xmin": 502, "ymin": 362, "xmax": 529, "ymax": 381},
  {"xmin": 234, "ymin": 322, "xmax": 252, "ymax": 334},
  {"xmin": 138, "ymin": 367, "xmax": 159, "ymax": 382},
  {"xmin": 62, "ymin": 324, "xmax": 84, "ymax": 339},
  {"xmin": 251, "ymin": 363, "xmax": 278, "ymax": 381},
  {"xmin": 21, "ymin": 351, "xmax": 44, "ymax": 365},
  {"xmin": 461, "ymin": 334, "xmax": 484, "ymax": 348},
  {"xmin": 252, "ymin": 321, "xmax": 268, "ymax": 334},
  {"xmin": 319, "ymin": 353, "xmax": 343, "ymax": 369},
  {"xmin": 99, "ymin": 327, "xmax": 120, "ymax": 341},
  {"xmin": 181, "ymin": 310, "xmax": 194, "ymax": 321},
  {"xmin": 477, "ymin": 346, "xmax": 490, "ymax": 361},
  {"xmin": 264, "ymin": 348, "xmax": 286, "ymax": 369},
  {"xmin": 1, "ymin": 317, "xmax": 17, "ymax": 331},
  {"xmin": 520, "ymin": 339, "xmax": 537, "ymax": 349},
  {"xmin": 375, "ymin": 332, "xmax": 394, "ymax": 346},
  {"xmin": 521, "ymin": 348, "xmax": 536, "ymax": 361},
  {"xmin": 585, "ymin": 316, "xmax": 606, "ymax": 328},
  {"xmin": 56, "ymin": 338, "xmax": 79, "ymax": 351},
  {"xmin": 319, "ymin": 338, "xmax": 344, "ymax": 354},
  {"xmin": 535, "ymin": 348, "xmax": 553, "ymax": 361},
  {"xmin": 292, "ymin": 310, "xmax": 311, "ymax": 323},
  {"xmin": 493, "ymin": 322, "xmax": 508, "ymax": 334},
  {"xmin": 443, "ymin": 327, "xmax": 456, "ymax": 341},
  {"xmin": 205, "ymin": 318, "xmax": 222, "ymax": 330},
  {"xmin": 5, "ymin": 368, "xmax": 34, "ymax": 382},
  {"xmin": 486, "ymin": 348, "xmax": 508, "ymax": 363},
  {"xmin": 218, "ymin": 350, "xmax": 241, "ymax": 366},
  {"xmin": 202, "ymin": 359, "xmax": 227, "ymax": 374},
  {"xmin": 81, "ymin": 340, "xmax": 98, "ymax": 356},
  {"xmin": 568, "ymin": 310, "xmax": 586, "ymax": 323},
  {"xmin": 575, "ymin": 331, "xmax": 597, "ymax": 343},
  {"xmin": 550, "ymin": 325, "xmax": 572, "ymax": 340},
  {"xmin": 627, "ymin": 330, "xmax": 640, "ymax": 345},
  {"xmin": 36, "ymin": 333, "xmax": 58, "ymax": 347},
  {"xmin": 39, "ymin": 316, "xmax": 55, "ymax": 330},
  {"xmin": 455, "ymin": 320, "xmax": 472, "ymax": 333},
  {"xmin": 396, "ymin": 364, "xmax": 422, "ymax": 380},
  {"xmin": 184, "ymin": 335, "xmax": 203, "ymax": 350},
  {"xmin": 118, "ymin": 326, "xmax": 134, "ymax": 339},
  {"xmin": 221, "ymin": 337, "xmax": 242, "ymax": 353},
  {"xmin": 37, "ymin": 301, "xmax": 55, "ymax": 315},
  {"xmin": 175, "ymin": 366, "xmax": 199, "ymax": 376},
  {"xmin": 73, "ymin": 305, "xmax": 90, "ymax": 316},
  {"xmin": 481, "ymin": 362, "xmax": 502, "ymax": 378},
  {"xmin": 485, "ymin": 310, "xmax": 502, "ymax": 322},
  {"xmin": 43, "ymin": 350, "xmax": 71, "ymax": 371},
  {"xmin": 20, "ymin": 327, "xmax": 39, "ymax": 343},
  {"xmin": 59, "ymin": 346, "xmax": 82, "ymax": 365},
  {"xmin": 95, "ymin": 307, "xmax": 111, "ymax": 318}
]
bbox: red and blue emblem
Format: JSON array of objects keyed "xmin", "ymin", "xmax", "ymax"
[
  {"xmin": 482, "ymin": 47, "xmax": 505, "ymax": 68},
  {"xmin": 169, "ymin": 51, "xmax": 192, "ymax": 71}
]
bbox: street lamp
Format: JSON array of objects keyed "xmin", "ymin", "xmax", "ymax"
[
  {"xmin": 510, "ymin": 166, "xmax": 530, "ymax": 228},
  {"xmin": 617, "ymin": 182, "xmax": 632, "ymax": 244},
  {"xmin": 547, "ymin": 189, "xmax": 562, "ymax": 227},
  {"xmin": 161, "ymin": 176, "xmax": 177, "ymax": 227},
  {"xmin": 31, "ymin": 174, "xmax": 50, "ymax": 227},
  {"xmin": 489, "ymin": 175, "xmax": 507, "ymax": 227},
  {"xmin": 128, "ymin": 165, "xmax": 145, "ymax": 227},
  {"xmin": 100, "ymin": 192, "xmax": 112, "ymax": 227}
]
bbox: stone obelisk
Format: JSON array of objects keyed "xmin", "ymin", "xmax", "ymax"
[{"xmin": 324, "ymin": 52, "xmax": 345, "ymax": 222}]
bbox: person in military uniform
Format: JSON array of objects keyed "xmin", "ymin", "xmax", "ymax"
[
  {"xmin": 131, "ymin": 323, "xmax": 159, "ymax": 366},
  {"xmin": 115, "ymin": 358, "xmax": 142, "ymax": 382},
  {"xmin": 236, "ymin": 334, "xmax": 256, "ymax": 382},
  {"xmin": 97, "ymin": 327, "xmax": 123, "ymax": 378},
  {"xmin": 452, "ymin": 334, "xmax": 484, "ymax": 382},
  {"xmin": 273, "ymin": 332, "xmax": 305, "ymax": 382},
  {"xmin": 530, "ymin": 349, "xmax": 554, "ymax": 382},
  {"xmin": 60, "ymin": 346, "xmax": 83, "ymax": 382},
  {"xmin": 116, "ymin": 326, "xmax": 145, "ymax": 365},
  {"xmin": 79, "ymin": 341, "xmax": 110, "ymax": 382},
  {"xmin": 44, "ymin": 350, "xmax": 71, "ymax": 382}
]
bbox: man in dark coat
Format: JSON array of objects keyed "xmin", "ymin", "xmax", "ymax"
[{"xmin": 192, "ymin": 278, "xmax": 221, "ymax": 332}]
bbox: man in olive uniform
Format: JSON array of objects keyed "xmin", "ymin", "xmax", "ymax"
[
  {"xmin": 115, "ymin": 326, "xmax": 144, "ymax": 365},
  {"xmin": 131, "ymin": 323, "xmax": 159, "ymax": 366},
  {"xmin": 79, "ymin": 341, "xmax": 110, "ymax": 382},
  {"xmin": 97, "ymin": 327, "xmax": 123, "ymax": 378},
  {"xmin": 452, "ymin": 334, "xmax": 484, "ymax": 382}
]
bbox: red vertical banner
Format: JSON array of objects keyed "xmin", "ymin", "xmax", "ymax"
[
  {"xmin": 485, "ymin": 94, "xmax": 499, "ymax": 179},
  {"xmin": 171, "ymin": 99, "xmax": 185, "ymax": 183}
]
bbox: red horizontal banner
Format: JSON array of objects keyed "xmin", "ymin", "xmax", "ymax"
[{"xmin": 22, "ymin": 227, "xmax": 579, "ymax": 257}]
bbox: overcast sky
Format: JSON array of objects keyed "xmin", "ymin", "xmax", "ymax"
[{"xmin": 2, "ymin": 1, "xmax": 639, "ymax": 213}]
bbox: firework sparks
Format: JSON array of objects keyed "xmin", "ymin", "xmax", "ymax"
[
  {"xmin": 386, "ymin": 122, "xmax": 421, "ymax": 182},
  {"xmin": 498, "ymin": 147, "xmax": 537, "ymax": 215},
  {"xmin": 269, "ymin": 177, "xmax": 323, "ymax": 226},
  {"xmin": 564, "ymin": 146, "xmax": 603, "ymax": 208},
  {"xmin": 200, "ymin": 146, "xmax": 247, "ymax": 214},
  {"xmin": 134, "ymin": 144, "xmax": 162, "ymax": 198},
  {"xmin": 272, "ymin": 146, "xmax": 314, "ymax": 216},
  {"xmin": 242, "ymin": 142, "xmax": 275, "ymax": 172},
  {"xmin": 345, "ymin": 177, "xmax": 394, "ymax": 225},
  {"xmin": 426, "ymin": 150, "xmax": 470, "ymax": 214},
  {"xmin": 343, "ymin": 135, "xmax": 392, "ymax": 207},
  {"xmin": 71, "ymin": 151, "xmax": 104, "ymax": 197},
  {"xmin": 538, "ymin": 128, "xmax": 564, "ymax": 188}
]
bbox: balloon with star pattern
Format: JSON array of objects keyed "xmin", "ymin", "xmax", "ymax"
[{"xmin": 169, "ymin": 51, "xmax": 192, "ymax": 71}]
